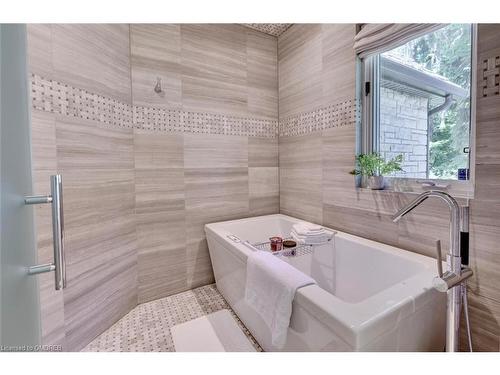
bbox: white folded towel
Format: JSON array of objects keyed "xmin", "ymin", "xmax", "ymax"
[
  {"xmin": 292, "ymin": 222, "xmax": 325, "ymax": 236},
  {"xmin": 291, "ymin": 231, "xmax": 332, "ymax": 245},
  {"xmin": 245, "ymin": 251, "xmax": 315, "ymax": 348},
  {"xmin": 291, "ymin": 229, "xmax": 327, "ymax": 239}
]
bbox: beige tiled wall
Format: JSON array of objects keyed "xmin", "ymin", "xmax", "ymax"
[
  {"xmin": 277, "ymin": 23, "xmax": 500, "ymax": 351},
  {"xmin": 28, "ymin": 22, "xmax": 500, "ymax": 353},
  {"xmin": 28, "ymin": 23, "xmax": 279, "ymax": 351},
  {"xmin": 130, "ymin": 24, "xmax": 279, "ymax": 303},
  {"xmin": 465, "ymin": 24, "xmax": 500, "ymax": 351},
  {"xmin": 28, "ymin": 23, "xmax": 138, "ymax": 351}
]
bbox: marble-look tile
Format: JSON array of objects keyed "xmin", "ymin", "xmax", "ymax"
[
  {"xmin": 60, "ymin": 168, "xmax": 137, "ymax": 350},
  {"xmin": 279, "ymin": 133, "xmax": 323, "ymax": 168},
  {"xmin": 185, "ymin": 167, "xmax": 249, "ymax": 287},
  {"xmin": 133, "ymin": 131, "xmax": 184, "ymax": 169},
  {"xmin": 460, "ymin": 290, "xmax": 500, "ymax": 351},
  {"xmin": 184, "ymin": 168, "xmax": 250, "ymax": 233},
  {"xmin": 249, "ymin": 167, "xmax": 279, "ymax": 216},
  {"xmin": 474, "ymin": 164, "xmax": 500, "ymax": 201},
  {"xmin": 248, "ymin": 137, "xmax": 278, "ymax": 167},
  {"xmin": 133, "ymin": 130, "xmax": 187, "ymax": 301},
  {"xmin": 61, "ymin": 169, "xmax": 135, "ymax": 228},
  {"xmin": 475, "ymin": 119, "xmax": 500, "ymax": 165},
  {"xmin": 181, "ymin": 24, "xmax": 248, "ymax": 117},
  {"xmin": 184, "ymin": 133, "xmax": 248, "ymax": 169},
  {"xmin": 247, "ymin": 30, "xmax": 278, "ymax": 119},
  {"xmin": 53, "ymin": 24, "xmax": 131, "ymax": 103},
  {"xmin": 136, "ymin": 211, "xmax": 187, "ymax": 303},
  {"xmin": 322, "ymin": 126, "xmax": 357, "ymax": 207},
  {"xmin": 250, "ymin": 196, "xmax": 280, "ymax": 217},
  {"xmin": 55, "ymin": 113, "xmax": 137, "ymax": 351},
  {"xmin": 396, "ymin": 198, "xmax": 452, "ymax": 259},
  {"xmin": 351, "ymin": 189, "xmax": 403, "ymax": 216},
  {"xmin": 323, "ymin": 203, "xmax": 399, "ymax": 246},
  {"xmin": 278, "ymin": 24, "xmax": 323, "ymax": 119},
  {"xmin": 249, "ymin": 167, "xmax": 279, "ymax": 197},
  {"xmin": 321, "ymin": 24, "xmax": 356, "ymax": 104},
  {"xmin": 83, "ymin": 284, "xmax": 262, "ymax": 352},
  {"xmin": 56, "ymin": 116, "xmax": 134, "ymax": 171},
  {"xmin": 130, "ymin": 24, "xmax": 182, "ymax": 109},
  {"xmin": 467, "ymin": 200, "xmax": 500, "ymax": 301},
  {"xmin": 186, "ymin": 238, "xmax": 216, "ymax": 290},
  {"xmin": 279, "ymin": 133, "xmax": 323, "ymax": 223},
  {"xmin": 280, "ymin": 167, "xmax": 323, "ymax": 224},
  {"xmin": 135, "ymin": 168, "xmax": 184, "ymax": 214},
  {"xmin": 27, "ymin": 24, "xmax": 53, "ymax": 78},
  {"xmin": 64, "ymin": 259, "xmax": 137, "ymax": 351},
  {"xmin": 38, "ymin": 273, "xmax": 66, "ymax": 348},
  {"xmin": 476, "ymin": 96, "xmax": 500, "ymax": 123},
  {"xmin": 31, "ymin": 110, "xmax": 57, "ymax": 176},
  {"xmin": 478, "ymin": 24, "xmax": 500, "ymax": 54},
  {"xmin": 134, "ymin": 167, "xmax": 186, "ymax": 302}
]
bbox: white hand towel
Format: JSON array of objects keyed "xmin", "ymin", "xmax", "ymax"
[
  {"xmin": 292, "ymin": 223, "xmax": 325, "ymax": 236},
  {"xmin": 291, "ymin": 229, "xmax": 333, "ymax": 245},
  {"xmin": 291, "ymin": 229, "xmax": 328, "ymax": 239},
  {"xmin": 245, "ymin": 251, "xmax": 315, "ymax": 348}
]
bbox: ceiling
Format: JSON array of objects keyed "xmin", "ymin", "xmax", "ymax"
[{"xmin": 242, "ymin": 24, "xmax": 292, "ymax": 37}]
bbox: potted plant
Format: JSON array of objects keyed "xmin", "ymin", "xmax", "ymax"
[{"xmin": 350, "ymin": 153, "xmax": 403, "ymax": 190}]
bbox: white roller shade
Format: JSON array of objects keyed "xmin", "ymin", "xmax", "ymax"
[{"xmin": 354, "ymin": 24, "xmax": 446, "ymax": 58}]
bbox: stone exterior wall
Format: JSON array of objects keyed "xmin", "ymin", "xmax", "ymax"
[{"xmin": 379, "ymin": 86, "xmax": 429, "ymax": 178}]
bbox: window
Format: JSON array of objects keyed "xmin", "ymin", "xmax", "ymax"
[{"xmin": 361, "ymin": 24, "xmax": 475, "ymax": 187}]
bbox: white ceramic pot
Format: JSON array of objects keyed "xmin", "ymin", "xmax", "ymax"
[{"xmin": 367, "ymin": 176, "xmax": 385, "ymax": 190}]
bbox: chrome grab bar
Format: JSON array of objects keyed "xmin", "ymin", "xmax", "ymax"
[{"xmin": 25, "ymin": 175, "xmax": 66, "ymax": 290}]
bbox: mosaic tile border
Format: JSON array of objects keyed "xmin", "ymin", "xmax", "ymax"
[
  {"xmin": 278, "ymin": 99, "xmax": 359, "ymax": 137},
  {"xmin": 242, "ymin": 24, "xmax": 292, "ymax": 37},
  {"xmin": 31, "ymin": 73, "xmax": 134, "ymax": 129},
  {"xmin": 134, "ymin": 105, "xmax": 278, "ymax": 138},
  {"xmin": 30, "ymin": 73, "xmax": 278, "ymax": 138},
  {"xmin": 31, "ymin": 73, "xmax": 358, "ymax": 138}
]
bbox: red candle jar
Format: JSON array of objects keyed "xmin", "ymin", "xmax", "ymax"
[{"xmin": 269, "ymin": 236, "xmax": 283, "ymax": 251}]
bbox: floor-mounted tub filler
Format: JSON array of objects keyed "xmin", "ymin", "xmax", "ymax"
[{"xmin": 205, "ymin": 214, "xmax": 446, "ymax": 351}]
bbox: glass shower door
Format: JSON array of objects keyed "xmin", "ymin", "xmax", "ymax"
[{"xmin": 0, "ymin": 24, "xmax": 42, "ymax": 349}]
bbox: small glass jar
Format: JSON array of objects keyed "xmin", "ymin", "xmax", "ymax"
[{"xmin": 269, "ymin": 236, "xmax": 283, "ymax": 251}]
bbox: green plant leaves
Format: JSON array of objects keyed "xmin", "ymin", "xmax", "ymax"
[{"xmin": 350, "ymin": 153, "xmax": 403, "ymax": 177}]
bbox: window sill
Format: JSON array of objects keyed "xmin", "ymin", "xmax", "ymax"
[{"xmin": 356, "ymin": 176, "xmax": 474, "ymax": 202}]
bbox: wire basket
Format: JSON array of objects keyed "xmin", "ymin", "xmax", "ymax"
[{"xmin": 251, "ymin": 238, "xmax": 331, "ymax": 258}]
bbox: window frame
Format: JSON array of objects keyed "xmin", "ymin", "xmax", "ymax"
[{"xmin": 358, "ymin": 24, "xmax": 477, "ymax": 199}]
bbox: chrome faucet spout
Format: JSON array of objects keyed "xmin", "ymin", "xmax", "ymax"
[
  {"xmin": 391, "ymin": 190, "xmax": 467, "ymax": 352},
  {"xmin": 392, "ymin": 190, "xmax": 460, "ymax": 258},
  {"xmin": 392, "ymin": 194, "xmax": 429, "ymax": 222}
]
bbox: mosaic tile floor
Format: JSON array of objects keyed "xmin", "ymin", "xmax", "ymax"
[{"xmin": 82, "ymin": 284, "xmax": 262, "ymax": 352}]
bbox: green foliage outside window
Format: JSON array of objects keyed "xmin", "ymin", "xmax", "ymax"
[{"xmin": 387, "ymin": 24, "xmax": 472, "ymax": 179}]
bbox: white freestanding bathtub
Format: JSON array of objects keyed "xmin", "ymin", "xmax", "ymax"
[{"xmin": 205, "ymin": 214, "xmax": 446, "ymax": 351}]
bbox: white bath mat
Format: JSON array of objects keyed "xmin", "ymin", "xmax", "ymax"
[{"xmin": 171, "ymin": 309, "xmax": 256, "ymax": 352}]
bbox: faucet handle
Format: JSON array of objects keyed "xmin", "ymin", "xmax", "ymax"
[
  {"xmin": 432, "ymin": 267, "xmax": 474, "ymax": 293},
  {"xmin": 432, "ymin": 275, "xmax": 449, "ymax": 292},
  {"xmin": 435, "ymin": 240, "xmax": 443, "ymax": 277}
]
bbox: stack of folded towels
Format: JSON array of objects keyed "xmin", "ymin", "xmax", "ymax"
[{"xmin": 291, "ymin": 222, "xmax": 333, "ymax": 245}]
